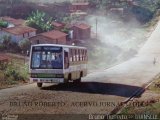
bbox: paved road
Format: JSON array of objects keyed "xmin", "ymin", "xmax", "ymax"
[{"xmin": 1, "ymin": 22, "xmax": 160, "ymax": 116}]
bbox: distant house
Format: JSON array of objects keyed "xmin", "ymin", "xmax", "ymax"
[
  {"xmin": 70, "ymin": 2, "xmax": 89, "ymax": 12},
  {"xmin": 0, "ymin": 25, "xmax": 37, "ymax": 42},
  {"xmin": 0, "ymin": 16, "xmax": 25, "ymax": 27},
  {"xmin": 51, "ymin": 21, "xmax": 65, "ymax": 30},
  {"xmin": 29, "ymin": 30, "xmax": 67, "ymax": 45},
  {"xmin": 71, "ymin": 23, "xmax": 91, "ymax": 40}
]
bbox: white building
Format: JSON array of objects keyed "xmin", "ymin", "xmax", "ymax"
[{"xmin": 0, "ymin": 25, "xmax": 37, "ymax": 43}]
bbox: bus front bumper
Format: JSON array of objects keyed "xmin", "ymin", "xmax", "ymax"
[{"xmin": 30, "ymin": 78, "xmax": 64, "ymax": 83}]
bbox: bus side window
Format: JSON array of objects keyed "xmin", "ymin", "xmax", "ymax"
[
  {"xmin": 64, "ymin": 51, "xmax": 69, "ymax": 69},
  {"xmin": 78, "ymin": 49, "xmax": 80, "ymax": 61},
  {"xmin": 82, "ymin": 50, "xmax": 84, "ymax": 61},
  {"xmin": 83, "ymin": 50, "xmax": 86, "ymax": 61},
  {"xmin": 72, "ymin": 49, "xmax": 74, "ymax": 62},
  {"xmin": 75, "ymin": 49, "xmax": 77, "ymax": 61},
  {"xmin": 80, "ymin": 49, "xmax": 82, "ymax": 61},
  {"xmin": 73, "ymin": 49, "xmax": 76, "ymax": 62},
  {"xmin": 84, "ymin": 50, "xmax": 87, "ymax": 61},
  {"xmin": 76, "ymin": 49, "xmax": 79, "ymax": 61},
  {"xmin": 85, "ymin": 50, "xmax": 88, "ymax": 61},
  {"xmin": 70, "ymin": 49, "xmax": 73, "ymax": 62}
]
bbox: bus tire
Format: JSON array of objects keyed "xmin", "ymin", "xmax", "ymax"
[{"xmin": 37, "ymin": 83, "xmax": 42, "ymax": 87}]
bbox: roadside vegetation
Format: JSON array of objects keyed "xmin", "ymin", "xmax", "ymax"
[
  {"xmin": 147, "ymin": 76, "xmax": 160, "ymax": 94},
  {"xmin": 0, "ymin": 54, "xmax": 29, "ymax": 89},
  {"xmin": 120, "ymin": 76, "xmax": 160, "ymax": 115},
  {"xmin": 0, "ymin": 36, "xmax": 30, "ymax": 89},
  {"xmin": 0, "ymin": 35, "xmax": 30, "ymax": 54},
  {"xmin": 0, "ymin": 19, "xmax": 8, "ymax": 28}
]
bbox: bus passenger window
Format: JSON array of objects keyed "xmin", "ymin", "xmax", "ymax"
[
  {"xmin": 75, "ymin": 50, "xmax": 76, "ymax": 61},
  {"xmin": 80, "ymin": 50, "xmax": 82, "ymax": 61},
  {"xmin": 85, "ymin": 50, "xmax": 87, "ymax": 61},
  {"xmin": 82, "ymin": 50, "xmax": 84, "ymax": 61},
  {"xmin": 84, "ymin": 50, "xmax": 86, "ymax": 61},
  {"xmin": 78, "ymin": 50, "xmax": 81, "ymax": 61},
  {"xmin": 41, "ymin": 52, "xmax": 47, "ymax": 68},
  {"xmin": 70, "ymin": 49, "xmax": 73, "ymax": 62},
  {"xmin": 73, "ymin": 49, "xmax": 76, "ymax": 62},
  {"xmin": 76, "ymin": 49, "xmax": 79, "ymax": 61},
  {"xmin": 78, "ymin": 49, "xmax": 80, "ymax": 61}
]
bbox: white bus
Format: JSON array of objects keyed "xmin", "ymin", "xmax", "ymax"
[{"xmin": 29, "ymin": 44, "xmax": 88, "ymax": 87}]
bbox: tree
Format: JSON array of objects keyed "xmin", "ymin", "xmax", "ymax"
[
  {"xmin": 0, "ymin": 20, "xmax": 8, "ymax": 28},
  {"xmin": 2, "ymin": 35, "xmax": 12, "ymax": 50},
  {"xmin": 2, "ymin": 35, "xmax": 21, "ymax": 52},
  {"xmin": 26, "ymin": 10, "xmax": 53, "ymax": 33},
  {"xmin": 18, "ymin": 38, "xmax": 31, "ymax": 53}
]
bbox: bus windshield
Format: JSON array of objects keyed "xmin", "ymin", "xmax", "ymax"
[{"xmin": 31, "ymin": 46, "xmax": 63, "ymax": 69}]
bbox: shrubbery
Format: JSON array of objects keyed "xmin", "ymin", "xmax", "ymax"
[
  {"xmin": 0, "ymin": 35, "xmax": 30, "ymax": 54},
  {"xmin": 0, "ymin": 20, "xmax": 8, "ymax": 28},
  {"xmin": 0, "ymin": 62, "xmax": 28, "ymax": 85},
  {"xmin": 19, "ymin": 38, "xmax": 31, "ymax": 53},
  {"xmin": 131, "ymin": 6, "xmax": 154, "ymax": 23}
]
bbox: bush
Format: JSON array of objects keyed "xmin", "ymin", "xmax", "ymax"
[
  {"xmin": 0, "ymin": 20, "xmax": 8, "ymax": 28},
  {"xmin": 4, "ymin": 65, "xmax": 25, "ymax": 81},
  {"xmin": 18, "ymin": 38, "xmax": 31, "ymax": 53},
  {"xmin": 10, "ymin": 42, "xmax": 21, "ymax": 53},
  {"xmin": 131, "ymin": 6, "xmax": 154, "ymax": 23},
  {"xmin": 0, "ymin": 44, "xmax": 5, "ymax": 51},
  {"xmin": 0, "ymin": 62, "xmax": 8, "ymax": 70},
  {"xmin": 0, "ymin": 71, "xmax": 5, "ymax": 81},
  {"xmin": 1, "ymin": 35, "xmax": 21, "ymax": 53}
]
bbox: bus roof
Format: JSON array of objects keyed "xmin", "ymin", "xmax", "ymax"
[{"xmin": 32, "ymin": 44, "xmax": 87, "ymax": 49}]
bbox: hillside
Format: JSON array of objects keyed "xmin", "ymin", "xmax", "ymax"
[{"xmin": 0, "ymin": 0, "xmax": 160, "ymax": 72}]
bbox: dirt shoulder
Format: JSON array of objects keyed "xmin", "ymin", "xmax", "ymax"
[{"xmin": 120, "ymin": 74, "xmax": 160, "ymax": 115}]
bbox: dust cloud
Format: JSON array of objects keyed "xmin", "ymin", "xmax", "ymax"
[{"xmin": 85, "ymin": 15, "xmax": 148, "ymax": 71}]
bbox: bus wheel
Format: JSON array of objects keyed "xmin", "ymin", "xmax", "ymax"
[{"xmin": 37, "ymin": 83, "xmax": 42, "ymax": 87}]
